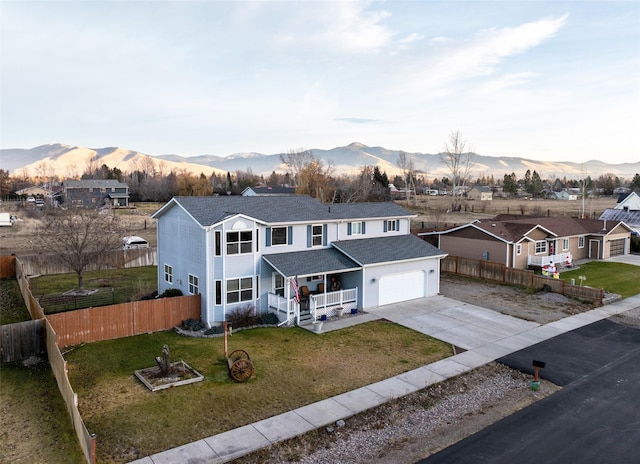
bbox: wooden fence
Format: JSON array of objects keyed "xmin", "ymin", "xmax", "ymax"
[
  {"xmin": 47, "ymin": 295, "xmax": 201, "ymax": 348},
  {"xmin": 0, "ymin": 319, "xmax": 45, "ymax": 362},
  {"xmin": 443, "ymin": 255, "xmax": 604, "ymax": 304},
  {"xmin": 0, "ymin": 255, "xmax": 16, "ymax": 278},
  {"xmin": 46, "ymin": 320, "xmax": 96, "ymax": 464}
]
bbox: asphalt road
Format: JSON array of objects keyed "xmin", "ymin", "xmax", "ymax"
[{"xmin": 418, "ymin": 319, "xmax": 640, "ymax": 464}]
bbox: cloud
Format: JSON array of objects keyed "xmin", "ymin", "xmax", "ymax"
[
  {"xmin": 478, "ymin": 72, "xmax": 539, "ymax": 95},
  {"xmin": 413, "ymin": 14, "xmax": 569, "ymax": 94},
  {"xmin": 334, "ymin": 117, "xmax": 385, "ymax": 124}
]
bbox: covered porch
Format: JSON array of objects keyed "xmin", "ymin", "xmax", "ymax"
[{"xmin": 263, "ymin": 248, "xmax": 362, "ymax": 326}]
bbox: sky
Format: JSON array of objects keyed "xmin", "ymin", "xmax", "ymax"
[{"xmin": 1, "ymin": 1, "xmax": 639, "ymax": 163}]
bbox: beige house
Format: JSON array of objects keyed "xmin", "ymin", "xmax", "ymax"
[
  {"xmin": 467, "ymin": 186, "xmax": 493, "ymax": 201},
  {"xmin": 420, "ymin": 216, "xmax": 633, "ymax": 269}
]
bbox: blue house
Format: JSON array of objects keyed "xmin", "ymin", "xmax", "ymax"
[{"xmin": 151, "ymin": 195, "xmax": 446, "ymax": 327}]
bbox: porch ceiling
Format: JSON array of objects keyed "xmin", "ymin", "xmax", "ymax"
[{"xmin": 263, "ymin": 248, "xmax": 361, "ymax": 278}]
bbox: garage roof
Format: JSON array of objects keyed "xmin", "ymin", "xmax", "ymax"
[{"xmin": 332, "ymin": 235, "xmax": 446, "ymax": 266}]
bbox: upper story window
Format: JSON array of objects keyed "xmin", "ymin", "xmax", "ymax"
[
  {"xmin": 348, "ymin": 221, "xmax": 365, "ymax": 236},
  {"xmin": 227, "ymin": 230, "xmax": 252, "ymax": 255},
  {"xmin": 188, "ymin": 274, "xmax": 199, "ymax": 294},
  {"xmin": 311, "ymin": 225, "xmax": 323, "ymax": 246},
  {"xmin": 271, "ymin": 227, "xmax": 288, "ymax": 246},
  {"xmin": 385, "ymin": 219, "xmax": 400, "ymax": 232},
  {"xmin": 164, "ymin": 264, "xmax": 173, "ymax": 284},
  {"xmin": 535, "ymin": 241, "xmax": 547, "ymax": 254},
  {"xmin": 578, "ymin": 236, "xmax": 585, "ymax": 248}
]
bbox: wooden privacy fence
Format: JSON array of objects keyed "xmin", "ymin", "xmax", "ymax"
[
  {"xmin": 47, "ymin": 295, "xmax": 201, "ymax": 348},
  {"xmin": 0, "ymin": 255, "xmax": 16, "ymax": 278},
  {"xmin": 45, "ymin": 320, "xmax": 96, "ymax": 464},
  {"xmin": 443, "ymin": 255, "xmax": 604, "ymax": 304},
  {"xmin": 0, "ymin": 319, "xmax": 45, "ymax": 362}
]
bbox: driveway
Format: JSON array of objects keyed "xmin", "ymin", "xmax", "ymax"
[
  {"xmin": 606, "ymin": 252, "xmax": 640, "ymax": 266},
  {"xmin": 418, "ymin": 319, "xmax": 640, "ymax": 464}
]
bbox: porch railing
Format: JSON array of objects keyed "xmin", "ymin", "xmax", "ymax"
[
  {"xmin": 267, "ymin": 293, "xmax": 297, "ymax": 326},
  {"xmin": 310, "ymin": 288, "xmax": 358, "ymax": 322},
  {"xmin": 527, "ymin": 252, "xmax": 572, "ymax": 268}
]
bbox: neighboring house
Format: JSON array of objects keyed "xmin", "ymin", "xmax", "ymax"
[
  {"xmin": 420, "ymin": 216, "xmax": 632, "ymax": 269},
  {"xmin": 467, "ymin": 186, "xmax": 493, "ymax": 201},
  {"xmin": 61, "ymin": 179, "xmax": 130, "ymax": 208},
  {"xmin": 241, "ymin": 186, "xmax": 296, "ymax": 196},
  {"xmin": 16, "ymin": 186, "xmax": 54, "ymax": 197},
  {"xmin": 553, "ymin": 190, "xmax": 578, "ymax": 201},
  {"xmin": 600, "ymin": 192, "xmax": 640, "ymax": 235},
  {"xmin": 151, "ymin": 195, "xmax": 447, "ymax": 327}
]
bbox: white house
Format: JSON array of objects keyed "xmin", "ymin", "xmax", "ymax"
[{"xmin": 151, "ymin": 196, "xmax": 447, "ymax": 327}]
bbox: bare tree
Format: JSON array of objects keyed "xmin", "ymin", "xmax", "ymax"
[
  {"xmin": 397, "ymin": 151, "xmax": 416, "ymax": 205},
  {"xmin": 279, "ymin": 148, "xmax": 315, "ymax": 187},
  {"xmin": 38, "ymin": 209, "xmax": 124, "ymax": 293},
  {"xmin": 440, "ymin": 131, "xmax": 475, "ymax": 211}
]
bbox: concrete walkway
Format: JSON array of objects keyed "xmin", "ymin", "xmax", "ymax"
[{"xmin": 130, "ymin": 294, "xmax": 640, "ymax": 464}]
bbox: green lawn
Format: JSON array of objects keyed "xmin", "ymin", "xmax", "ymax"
[
  {"xmin": 0, "ymin": 279, "xmax": 31, "ymax": 324},
  {"xmin": 65, "ymin": 322, "xmax": 452, "ymax": 463},
  {"xmin": 30, "ymin": 266, "xmax": 158, "ymax": 313},
  {"xmin": 561, "ymin": 261, "xmax": 640, "ymax": 298},
  {"xmin": 0, "ymin": 361, "xmax": 85, "ymax": 464}
]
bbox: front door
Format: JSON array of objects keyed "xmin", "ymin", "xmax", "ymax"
[{"xmin": 589, "ymin": 240, "xmax": 600, "ymax": 259}]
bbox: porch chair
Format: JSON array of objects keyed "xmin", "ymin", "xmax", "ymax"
[
  {"xmin": 317, "ymin": 283, "xmax": 325, "ymax": 294},
  {"xmin": 300, "ymin": 286, "xmax": 310, "ymax": 310}
]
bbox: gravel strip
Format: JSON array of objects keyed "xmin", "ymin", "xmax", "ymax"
[{"xmin": 236, "ymin": 363, "xmax": 558, "ymax": 464}]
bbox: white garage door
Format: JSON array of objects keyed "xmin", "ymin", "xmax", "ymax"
[{"xmin": 379, "ymin": 271, "xmax": 425, "ymax": 306}]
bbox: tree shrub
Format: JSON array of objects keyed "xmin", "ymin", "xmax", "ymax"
[
  {"xmin": 182, "ymin": 318, "xmax": 204, "ymax": 331},
  {"xmin": 259, "ymin": 312, "xmax": 280, "ymax": 325},
  {"xmin": 227, "ymin": 304, "xmax": 258, "ymax": 328},
  {"xmin": 160, "ymin": 288, "xmax": 183, "ymax": 298}
]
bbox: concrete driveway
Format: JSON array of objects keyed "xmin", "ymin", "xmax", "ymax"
[{"xmin": 606, "ymin": 252, "xmax": 640, "ymax": 266}]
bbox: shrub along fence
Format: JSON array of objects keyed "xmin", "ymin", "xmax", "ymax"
[
  {"xmin": 8, "ymin": 255, "xmax": 201, "ymax": 464},
  {"xmin": 442, "ymin": 255, "xmax": 604, "ymax": 304}
]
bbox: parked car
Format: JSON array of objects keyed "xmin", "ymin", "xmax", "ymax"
[{"xmin": 123, "ymin": 236, "xmax": 149, "ymax": 250}]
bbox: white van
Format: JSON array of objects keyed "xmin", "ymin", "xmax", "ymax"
[{"xmin": 123, "ymin": 236, "xmax": 149, "ymax": 250}]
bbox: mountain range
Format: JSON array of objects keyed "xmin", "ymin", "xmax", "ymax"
[{"xmin": 1, "ymin": 143, "xmax": 638, "ymax": 182}]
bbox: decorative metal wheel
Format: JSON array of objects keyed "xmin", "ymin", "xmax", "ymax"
[
  {"xmin": 228, "ymin": 349, "xmax": 250, "ymax": 363},
  {"xmin": 229, "ymin": 359, "xmax": 254, "ymax": 382}
]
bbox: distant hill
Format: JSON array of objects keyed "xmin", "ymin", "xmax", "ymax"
[{"xmin": 1, "ymin": 142, "xmax": 638, "ymax": 181}]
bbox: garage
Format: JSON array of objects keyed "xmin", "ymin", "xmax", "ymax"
[
  {"xmin": 379, "ymin": 270, "xmax": 425, "ymax": 306},
  {"xmin": 609, "ymin": 238, "xmax": 626, "ymax": 256}
]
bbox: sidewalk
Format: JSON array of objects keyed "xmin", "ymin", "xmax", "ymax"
[{"xmin": 130, "ymin": 294, "xmax": 640, "ymax": 464}]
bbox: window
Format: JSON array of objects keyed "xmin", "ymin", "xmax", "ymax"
[
  {"xmin": 348, "ymin": 221, "xmax": 365, "ymax": 235},
  {"xmin": 215, "ymin": 280, "xmax": 222, "ymax": 305},
  {"xmin": 215, "ymin": 231, "xmax": 221, "ymax": 256},
  {"xmin": 578, "ymin": 236, "xmax": 585, "ymax": 248},
  {"xmin": 271, "ymin": 227, "xmax": 287, "ymax": 246},
  {"xmin": 274, "ymin": 274, "xmax": 284, "ymax": 296},
  {"xmin": 562, "ymin": 239, "xmax": 569, "ymax": 251},
  {"xmin": 311, "ymin": 225, "xmax": 323, "ymax": 246},
  {"xmin": 385, "ymin": 220, "xmax": 400, "ymax": 232},
  {"xmin": 188, "ymin": 274, "xmax": 199, "ymax": 294},
  {"xmin": 226, "ymin": 230, "xmax": 252, "ymax": 255},
  {"xmin": 516, "ymin": 244, "xmax": 522, "ymax": 255},
  {"xmin": 164, "ymin": 264, "xmax": 173, "ymax": 284},
  {"xmin": 227, "ymin": 277, "xmax": 253, "ymax": 303},
  {"xmin": 535, "ymin": 241, "xmax": 547, "ymax": 254}
]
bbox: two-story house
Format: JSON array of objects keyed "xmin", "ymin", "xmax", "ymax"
[
  {"xmin": 61, "ymin": 179, "xmax": 130, "ymax": 208},
  {"xmin": 151, "ymin": 195, "xmax": 447, "ymax": 326}
]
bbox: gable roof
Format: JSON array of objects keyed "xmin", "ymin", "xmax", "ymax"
[
  {"xmin": 262, "ymin": 248, "xmax": 361, "ymax": 278},
  {"xmin": 152, "ymin": 196, "xmax": 415, "ymax": 227},
  {"xmin": 62, "ymin": 179, "xmax": 128, "ymax": 189},
  {"xmin": 470, "ymin": 185, "xmax": 492, "ymax": 193},
  {"xmin": 600, "ymin": 208, "xmax": 640, "ymax": 228},
  {"xmin": 332, "ymin": 234, "xmax": 446, "ymax": 266},
  {"xmin": 242, "ymin": 186, "xmax": 296, "ymax": 195}
]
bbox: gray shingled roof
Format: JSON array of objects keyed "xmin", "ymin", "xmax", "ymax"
[
  {"xmin": 332, "ymin": 234, "xmax": 446, "ymax": 265},
  {"xmin": 263, "ymin": 248, "xmax": 361, "ymax": 278},
  {"xmin": 63, "ymin": 179, "xmax": 129, "ymax": 188},
  {"xmin": 157, "ymin": 196, "xmax": 414, "ymax": 227}
]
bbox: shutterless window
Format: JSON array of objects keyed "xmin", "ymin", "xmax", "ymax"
[
  {"xmin": 226, "ymin": 230, "xmax": 252, "ymax": 255},
  {"xmin": 215, "ymin": 280, "xmax": 222, "ymax": 305},
  {"xmin": 312, "ymin": 225, "xmax": 323, "ymax": 246},
  {"xmin": 271, "ymin": 227, "xmax": 287, "ymax": 245},
  {"xmin": 579, "ymin": 236, "xmax": 585, "ymax": 248},
  {"xmin": 516, "ymin": 244, "xmax": 522, "ymax": 255},
  {"xmin": 188, "ymin": 274, "xmax": 199, "ymax": 294},
  {"xmin": 164, "ymin": 264, "xmax": 173, "ymax": 284},
  {"xmin": 227, "ymin": 277, "xmax": 253, "ymax": 303},
  {"xmin": 562, "ymin": 239, "xmax": 569, "ymax": 250},
  {"xmin": 215, "ymin": 231, "xmax": 221, "ymax": 256},
  {"xmin": 535, "ymin": 241, "xmax": 547, "ymax": 254}
]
